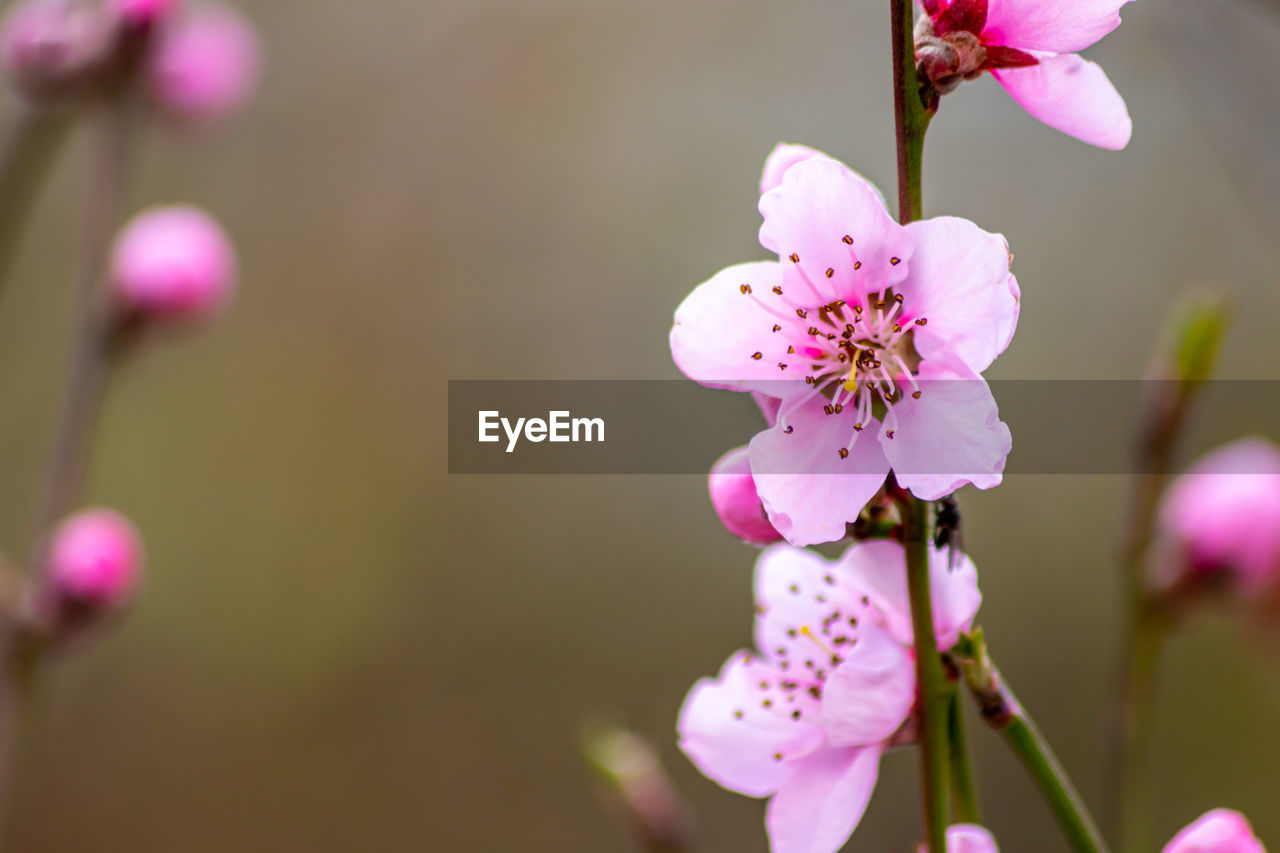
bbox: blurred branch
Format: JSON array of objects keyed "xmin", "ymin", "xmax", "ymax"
[
  {"xmin": 583, "ymin": 724, "xmax": 695, "ymax": 853},
  {"xmin": 1111, "ymin": 292, "xmax": 1228, "ymax": 853},
  {"xmin": 0, "ymin": 106, "xmax": 72, "ymax": 299}
]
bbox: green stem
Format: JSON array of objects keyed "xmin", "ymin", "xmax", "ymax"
[
  {"xmin": 891, "ymin": 0, "xmax": 932, "ymax": 224},
  {"xmin": 0, "ymin": 107, "xmax": 72, "ymax": 300},
  {"xmin": 891, "ymin": 2, "xmax": 946, "ymax": 848},
  {"xmin": 1117, "ymin": 610, "xmax": 1165, "ymax": 853},
  {"xmin": 947, "ymin": 689, "xmax": 980, "ymax": 824},
  {"xmin": 901, "ymin": 495, "xmax": 949, "ymax": 852},
  {"xmin": 958, "ymin": 630, "xmax": 1111, "ymax": 853}
]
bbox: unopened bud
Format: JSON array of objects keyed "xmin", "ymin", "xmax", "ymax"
[
  {"xmin": 110, "ymin": 205, "xmax": 237, "ymax": 321},
  {"xmin": 1168, "ymin": 291, "xmax": 1228, "ymax": 387},
  {"xmin": 147, "ymin": 2, "xmax": 259, "ymax": 124},
  {"xmin": 106, "ymin": 0, "xmax": 180, "ymax": 28},
  {"xmin": 0, "ymin": 0, "xmax": 110, "ymax": 100},
  {"xmin": 583, "ymin": 724, "xmax": 693, "ymax": 851},
  {"xmin": 44, "ymin": 508, "xmax": 143, "ymax": 630},
  {"xmin": 709, "ymin": 446, "xmax": 782, "ymax": 545},
  {"xmin": 1150, "ymin": 438, "xmax": 1280, "ymax": 599}
]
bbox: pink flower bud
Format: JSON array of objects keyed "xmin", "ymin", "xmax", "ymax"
[
  {"xmin": 1152, "ymin": 438, "xmax": 1280, "ymax": 596},
  {"xmin": 147, "ymin": 2, "xmax": 259, "ymax": 124},
  {"xmin": 106, "ymin": 0, "xmax": 180, "ymax": 27},
  {"xmin": 708, "ymin": 446, "xmax": 782, "ymax": 545},
  {"xmin": 0, "ymin": 0, "xmax": 109, "ymax": 97},
  {"xmin": 47, "ymin": 508, "xmax": 143, "ymax": 611},
  {"xmin": 110, "ymin": 205, "xmax": 237, "ymax": 320},
  {"xmin": 1163, "ymin": 809, "xmax": 1266, "ymax": 853}
]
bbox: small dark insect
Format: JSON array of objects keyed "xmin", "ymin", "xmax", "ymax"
[{"xmin": 934, "ymin": 495, "xmax": 963, "ymax": 570}]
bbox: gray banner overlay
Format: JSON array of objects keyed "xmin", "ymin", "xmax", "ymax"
[{"xmin": 447, "ymin": 380, "xmax": 1280, "ymax": 475}]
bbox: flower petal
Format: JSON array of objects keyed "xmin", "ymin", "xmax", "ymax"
[
  {"xmin": 671, "ymin": 261, "xmax": 804, "ymax": 392},
  {"xmin": 678, "ymin": 651, "xmax": 826, "ymax": 797},
  {"xmin": 760, "ymin": 143, "xmax": 835, "ymax": 196},
  {"xmin": 821, "ymin": 623, "xmax": 915, "ymax": 747},
  {"xmin": 759, "ymin": 158, "xmax": 912, "ymax": 306},
  {"xmin": 992, "ymin": 52, "xmax": 1132, "ymax": 150},
  {"xmin": 765, "ymin": 745, "xmax": 882, "ymax": 853},
  {"xmin": 749, "ymin": 400, "xmax": 892, "ymax": 547},
  {"xmin": 881, "ymin": 357, "xmax": 1011, "ymax": 501},
  {"xmin": 838, "ymin": 539, "xmax": 982, "ymax": 649},
  {"xmin": 901, "ymin": 216, "xmax": 1019, "ymax": 374},
  {"xmin": 1163, "ymin": 809, "xmax": 1266, "ymax": 853},
  {"xmin": 753, "ymin": 544, "xmax": 879, "ymax": 675},
  {"xmin": 983, "ymin": 0, "xmax": 1132, "ymax": 54}
]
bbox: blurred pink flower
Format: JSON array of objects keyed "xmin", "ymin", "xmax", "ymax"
[
  {"xmin": 148, "ymin": 2, "xmax": 260, "ymax": 124},
  {"xmin": 678, "ymin": 540, "xmax": 981, "ymax": 853},
  {"xmin": 110, "ymin": 205, "xmax": 237, "ymax": 320},
  {"xmin": 1163, "ymin": 809, "xmax": 1266, "ymax": 853},
  {"xmin": 47, "ymin": 508, "xmax": 144, "ymax": 610},
  {"xmin": 671, "ymin": 145, "xmax": 1017, "ymax": 546},
  {"xmin": 0, "ymin": 0, "xmax": 108, "ymax": 97},
  {"xmin": 917, "ymin": 825, "xmax": 1000, "ymax": 853},
  {"xmin": 709, "ymin": 446, "xmax": 783, "ymax": 545},
  {"xmin": 1152, "ymin": 437, "xmax": 1280, "ymax": 596},
  {"xmin": 916, "ymin": 0, "xmax": 1133, "ymax": 149}
]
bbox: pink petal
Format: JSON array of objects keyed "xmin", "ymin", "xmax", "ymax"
[
  {"xmin": 760, "ymin": 143, "xmax": 834, "ymax": 196},
  {"xmin": 880, "ymin": 357, "xmax": 1011, "ymax": 501},
  {"xmin": 838, "ymin": 540, "xmax": 982, "ymax": 650},
  {"xmin": 671, "ymin": 261, "xmax": 801, "ymax": 392},
  {"xmin": 678, "ymin": 651, "xmax": 826, "ymax": 797},
  {"xmin": 759, "ymin": 158, "xmax": 912, "ymax": 306},
  {"xmin": 993, "ymin": 52, "xmax": 1132, "ymax": 150},
  {"xmin": 947, "ymin": 824, "xmax": 1001, "ymax": 853},
  {"xmin": 900, "ymin": 216, "xmax": 1019, "ymax": 374},
  {"xmin": 821, "ymin": 624, "xmax": 915, "ymax": 747},
  {"xmin": 1163, "ymin": 809, "xmax": 1266, "ymax": 853},
  {"xmin": 983, "ymin": 0, "xmax": 1131, "ymax": 54},
  {"xmin": 749, "ymin": 400, "xmax": 892, "ymax": 547},
  {"xmin": 765, "ymin": 745, "xmax": 882, "ymax": 853},
  {"xmin": 753, "ymin": 544, "xmax": 869, "ymax": 664}
]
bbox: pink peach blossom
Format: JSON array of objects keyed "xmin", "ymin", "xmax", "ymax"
[
  {"xmin": 916, "ymin": 0, "xmax": 1133, "ymax": 149},
  {"xmin": 47, "ymin": 508, "xmax": 143, "ymax": 609},
  {"xmin": 1152, "ymin": 438, "xmax": 1280, "ymax": 595},
  {"xmin": 110, "ymin": 205, "xmax": 237, "ymax": 320},
  {"xmin": 671, "ymin": 145, "xmax": 1018, "ymax": 546},
  {"xmin": 678, "ymin": 540, "xmax": 981, "ymax": 853},
  {"xmin": 1163, "ymin": 809, "xmax": 1266, "ymax": 853},
  {"xmin": 147, "ymin": 2, "xmax": 260, "ymax": 124}
]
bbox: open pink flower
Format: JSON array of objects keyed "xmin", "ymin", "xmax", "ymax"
[
  {"xmin": 1164, "ymin": 809, "xmax": 1266, "ymax": 853},
  {"xmin": 677, "ymin": 540, "xmax": 981, "ymax": 853},
  {"xmin": 916, "ymin": 0, "xmax": 1133, "ymax": 149},
  {"xmin": 1151, "ymin": 438, "xmax": 1280, "ymax": 597},
  {"xmin": 671, "ymin": 145, "xmax": 1017, "ymax": 546}
]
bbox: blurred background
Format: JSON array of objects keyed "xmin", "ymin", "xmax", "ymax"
[{"xmin": 0, "ymin": 0, "xmax": 1278, "ymax": 850}]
